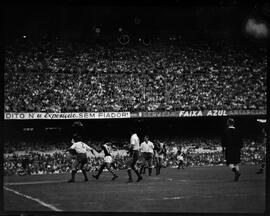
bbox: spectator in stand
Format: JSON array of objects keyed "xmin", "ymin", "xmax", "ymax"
[{"xmin": 5, "ymin": 39, "xmax": 266, "ymax": 112}]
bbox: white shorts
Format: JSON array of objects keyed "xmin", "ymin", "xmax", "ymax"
[
  {"xmin": 177, "ymin": 156, "xmax": 184, "ymax": 161},
  {"xmin": 104, "ymin": 156, "xmax": 113, "ymax": 164}
]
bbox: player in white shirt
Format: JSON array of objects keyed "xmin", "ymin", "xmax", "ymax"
[
  {"xmin": 64, "ymin": 135, "xmax": 95, "ymax": 183},
  {"xmin": 92, "ymin": 142, "xmax": 118, "ymax": 181},
  {"xmin": 140, "ymin": 135, "xmax": 155, "ymax": 176},
  {"xmin": 127, "ymin": 129, "xmax": 142, "ymax": 183}
]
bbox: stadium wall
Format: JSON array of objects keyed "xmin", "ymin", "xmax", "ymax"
[{"xmin": 4, "ymin": 115, "xmax": 265, "ymax": 143}]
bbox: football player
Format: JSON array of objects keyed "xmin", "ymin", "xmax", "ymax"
[
  {"xmin": 64, "ymin": 135, "xmax": 95, "ymax": 183},
  {"xmin": 154, "ymin": 141, "xmax": 166, "ymax": 175},
  {"xmin": 140, "ymin": 135, "xmax": 155, "ymax": 176},
  {"xmin": 127, "ymin": 129, "xmax": 143, "ymax": 183},
  {"xmin": 92, "ymin": 142, "xmax": 118, "ymax": 181}
]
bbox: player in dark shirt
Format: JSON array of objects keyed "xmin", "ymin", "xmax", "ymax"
[
  {"xmin": 92, "ymin": 142, "xmax": 118, "ymax": 181},
  {"xmin": 222, "ymin": 118, "xmax": 243, "ymax": 181},
  {"xmin": 154, "ymin": 141, "xmax": 167, "ymax": 175}
]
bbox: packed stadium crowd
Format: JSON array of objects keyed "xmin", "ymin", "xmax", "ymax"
[
  {"xmin": 5, "ymin": 39, "xmax": 267, "ymax": 112},
  {"xmin": 4, "ymin": 137, "xmax": 265, "ymax": 176}
]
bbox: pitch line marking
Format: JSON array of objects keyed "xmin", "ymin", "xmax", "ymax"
[
  {"xmin": 4, "ymin": 186, "xmax": 63, "ymax": 211},
  {"xmin": 4, "ymin": 180, "xmax": 67, "ymax": 186}
]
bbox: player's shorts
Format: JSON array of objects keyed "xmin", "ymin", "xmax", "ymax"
[
  {"xmin": 72, "ymin": 153, "xmax": 88, "ymax": 170},
  {"xmin": 177, "ymin": 156, "xmax": 184, "ymax": 161},
  {"xmin": 146, "ymin": 152, "xmax": 153, "ymax": 161},
  {"xmin": 141, "ymin": 152, "xmax": 148, "ymax": 159},
  {"xmin": 77, "ymin": 153, "xmax": 88, "ymax": 163},
  {"xmin": 128, "ymin": 150, "xmax": 140, "ymax": 168},
  {"xmin": 132, "ymin": 150, "xmax": 140, "ymax": 160},
  {"xmin": 104, "ymin": 156, "xmax": 113, "ymax": 164}
]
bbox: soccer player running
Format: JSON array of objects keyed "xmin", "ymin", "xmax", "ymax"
[
  {"xmin": 140, "ymin": 135, "xmax": 155, "ymax": 176},
  {"xmin": 64, "ymin": 135, "xmax": 95, "ymax": 183},
  {"xmin": 127, "ymin": 129, "xmax": 143, "ymax": 183},
  {"xmin": 222, "ymin": 118, "xmax": 243, "ymax": 181},
  {"xmin": 92, "ymin": 142, "xmax": 118, "ymax": 181},
  {"xmin": 154, "ymin": 141, "xmax": 166, "ymax": 175}
]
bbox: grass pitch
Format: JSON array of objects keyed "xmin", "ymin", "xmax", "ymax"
[{"xmin": 3, "ymin": 164, "xmax": 265, "ymax": 213}]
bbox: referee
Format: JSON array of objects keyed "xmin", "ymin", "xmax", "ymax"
[{"xmin": 222, "ymin": 118, "xmax": 243, "ymax": 181}]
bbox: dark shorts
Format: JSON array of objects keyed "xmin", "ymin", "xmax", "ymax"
[
  {"xmin": 145, "ymin": 153, "xmax": 153, "ymax": 161},
  {"xmin": 128, "ymin": 150, "xmax": 139, "ymax": 168},
  {"xmin": 225, "ymin": 149, "xmax": 241, "ymax": 165},
  {"xmin": 72, "ymin": 153, "xmax": 88, "ymax": 170},
  {"xmin": 132, "ymin": 150, "xmax": 140, "ymax": 161},
  {"xmin": 142, "ymin": 152, "xmax": 148, "ymax": 159}
]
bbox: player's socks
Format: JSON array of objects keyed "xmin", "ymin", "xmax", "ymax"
[
  {"xmin": 142, "ymin": 167, "xmax": 146, "ymax": 174},
  {"xmin": 68, "ymin": 170, "xmax": 76, "ymax": 182},
  {"xmin": 257, "ymin": 163, "xmax": 264, "ymax": 174},
  {"xmin": 139, "ymin": 166, "xmax": 144, "ymax": 174},
  {"xmin": 127, "ymin": 169, "xmax": 133, "ymax": 182},
  {"xmin": 149, "ymin": 168, "xmax": 152, "ymax": 176},
  {"xmin": 82, "ymin": 170, "xmax": 88, "ymax": 181},
  {"xmin": 95, "ymin": 164, "xmax": 105, "ymax": 179},
  {"xmin": 256, "ymin": 169, "xmax": 263, "ymax": 174},
  {"xmin": 234, "ymin": 171, "xmax": 241, "ymax": 181},
  {"xmin": 112, "ymin": 175, "xmax": 118, "ymax": 181},
  {"xmin": 136, "ymin": 176, "xmax": 143, "ymax": 182},
  {"xmin": 158, "ymin": 166, "xmax": 161, "ymax": 175},
  {"xmin": 92, "ymin": 174, "xmax": 99, "ymax": 179},
  {"xmin": 134, "ymin": 169, "xmax": 142, "ymax": 179}
]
